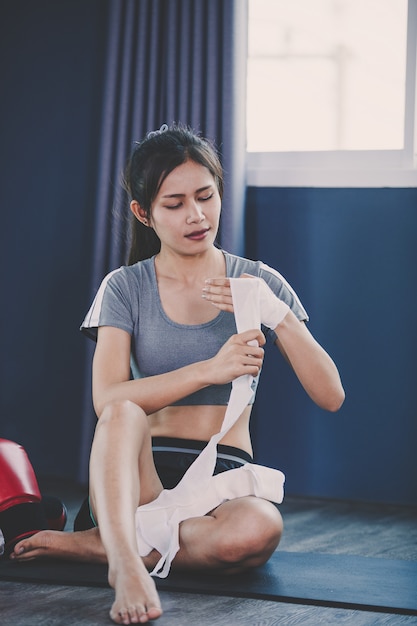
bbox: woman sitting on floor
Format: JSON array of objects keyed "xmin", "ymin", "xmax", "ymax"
[{"xmin": 11, "ymin": 124, "xmax": 345, "ymax": 625}]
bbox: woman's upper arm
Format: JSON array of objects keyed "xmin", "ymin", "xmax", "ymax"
[{"xmin": 92, "ymin": 326, "xmax": 132, "ymax": 415}]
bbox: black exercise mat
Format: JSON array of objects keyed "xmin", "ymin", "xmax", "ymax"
[{"xmin": 0, "ymin": 551, "xmax": 416, "ymax": 616}]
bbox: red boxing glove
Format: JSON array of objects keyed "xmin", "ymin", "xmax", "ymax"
[
  {"xmin": 42, "ymin": 495, "xmax": 67, "ymax": 531},
  {"xmin": 0, "ymin": 438, "xmax": 48, "ymax": 555}
]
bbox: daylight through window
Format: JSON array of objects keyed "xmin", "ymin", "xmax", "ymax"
[{"xmin": 247, "ymin": 0, "xmax": 409, "ymax": 152}]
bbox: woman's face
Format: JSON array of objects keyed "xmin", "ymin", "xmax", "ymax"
[{"xmin": 148, "ymin": 160, "xmax": 222, "ymax": 256}]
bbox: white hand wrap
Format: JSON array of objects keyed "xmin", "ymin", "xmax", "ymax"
[{"xmin": 254, "ymin": 277, "xmax": 290, "ymax": 330}]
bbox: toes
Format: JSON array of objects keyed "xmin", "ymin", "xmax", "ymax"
[
  {"xmin": 110, "ymin": 605, "xmax": 144, "ymax": 625},
  {"xmin": 10, "ymin": 539, "xmax": 32, "ymax": 559},
  {"xmin": 124, "ymin": 605, "xmax": 141, "ymax": 624},
  {"xmin": 145, "ymin": 606, "xmax": 163, "ymax": 621},
  {"xmin": 110, "ymin": 603, "xmax": 162, "ymax": 624},
  {"xmin": 11, "ymin": 533, "xmax": 49, "ymax": 560}
]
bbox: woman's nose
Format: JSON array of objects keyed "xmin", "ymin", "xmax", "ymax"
[{"xmin": 186, "ymin": 202, "xmax": 205, "ymax": 223}]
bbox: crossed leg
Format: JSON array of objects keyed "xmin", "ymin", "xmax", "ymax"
[{"xmin": 11, "ymin": 400, "xmax": 283, "ymax": 624}]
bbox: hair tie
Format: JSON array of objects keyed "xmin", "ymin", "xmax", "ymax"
[{"xmin": 146, "ymin": 124, "xmax": 169, "ymax": 139}]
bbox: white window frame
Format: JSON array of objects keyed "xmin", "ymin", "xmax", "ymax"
[{"xmin": 246, "ymin": 0, "xmax": 417, "ymax": 188}]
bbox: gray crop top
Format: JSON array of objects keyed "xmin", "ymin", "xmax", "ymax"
[{"xmin": 81, "ymin": 251, "xmax": 308, "ymax": 406}]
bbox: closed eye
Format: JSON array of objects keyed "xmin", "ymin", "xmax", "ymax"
[
  {"xmin": 164, "ymin": 202, "xmax": 182, "ymax": 209},
  {"xmin": 163, "ymin": 192, "xmax": 213, "ymax": 209}
]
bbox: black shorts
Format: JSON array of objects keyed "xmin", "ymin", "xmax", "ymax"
[
  {"xmin": 152, "ymin": 437, "xmax": 253, "ymax": 489},
  {"xmin": 73, "ymin": 437, "xmax": 253, "ymax": 531}
]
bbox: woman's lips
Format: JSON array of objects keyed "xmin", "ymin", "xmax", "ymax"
[{"xmin": 185, "ymin": 228, "xmax": 210, "ymax": 240}]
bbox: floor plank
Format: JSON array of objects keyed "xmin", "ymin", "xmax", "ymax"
[{"xmin": 2, "ymin": 581, "xmax": 417, "ymax": 625}]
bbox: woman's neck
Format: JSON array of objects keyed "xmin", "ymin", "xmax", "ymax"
[{"xmin": 155, "ymin": 246, "xmax": 225, "ymax": 285}]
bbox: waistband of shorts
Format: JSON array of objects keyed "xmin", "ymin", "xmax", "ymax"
[{"xmin": 151, "ymin": 437, "xmax": 253, "ymax": 464}]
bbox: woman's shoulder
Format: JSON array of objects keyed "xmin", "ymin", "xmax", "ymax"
[
  {"xmin": 223, "ymin": 251, "xmax": 262, "ymax": 276},
  {"xmin": 101, "ymin": 257, "xmax": 155, "ymax": 289},
  {"xmin": 223, "ymin": 250, "xmax": 308, "ymax": 322},
  {"xmin": 87, "ymin": 258, "xmax": 155, "ymax": 312},
  {"xmin": 224, "ymin": 251, "xmax": 292, "ymax": 286},
  {"xmin": 80, "ymin": 258, "xmax": 156, "ymax": 339}
]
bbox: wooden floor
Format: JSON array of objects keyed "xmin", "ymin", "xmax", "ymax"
[{"xmin": 1, "ymin": 477, "xmax": 416, "ymax": 626}]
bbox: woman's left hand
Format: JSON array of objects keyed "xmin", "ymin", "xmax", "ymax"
[
  {"xmin": 202, "ymin": 274, "xmax": 290, "ymax": 329},
  {"xmin": 202, "ymin": 277, "xmax": 234, "ymax": 312}
]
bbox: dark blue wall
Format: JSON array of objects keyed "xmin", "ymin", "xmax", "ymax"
[
  {"xmin": 246, "ymin": 187, "xmax": 417, "ymax": 505},
  {"xmin": 0, "ymin": 0, "xmax": 107, "ymax": 477}
]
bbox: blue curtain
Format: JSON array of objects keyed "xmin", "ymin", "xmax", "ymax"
[{"xmin": 79, "ymin": 0, "xmax": 248, "ymax": 481}]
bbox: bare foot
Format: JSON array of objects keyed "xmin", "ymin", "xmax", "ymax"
[
  {"xmin": 108, "ymin": 557, "xmax": 163, "ymax": 624},
  {"xmin": 11, "ymin": 530, "xmax": 163, "ymax": 623},
  {"xmin": 10, "ymin": 528, "xmax": 107, "ymax": 563}
]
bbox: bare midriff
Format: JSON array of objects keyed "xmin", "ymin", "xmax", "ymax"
[{"xmin": 148, "ymin": 404, "xmax": 253, "ymax": 456}]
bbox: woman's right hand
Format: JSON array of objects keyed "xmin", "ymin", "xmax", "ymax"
[{"xmin": 205, "ymin": 329, "xmax": 266, "ymax": 385}]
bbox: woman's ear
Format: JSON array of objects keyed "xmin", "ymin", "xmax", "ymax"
[{"xmin": 130, "ymin": 200, "xmax": 150, "ymax": 226}]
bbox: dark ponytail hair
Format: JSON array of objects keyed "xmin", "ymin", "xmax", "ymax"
[{"xmin": 123, "ymin": 123, "xmax": 224, "ymax": 265}]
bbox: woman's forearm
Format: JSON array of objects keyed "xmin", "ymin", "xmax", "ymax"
[
  {"xmin": 274, "ymin": 311, "xmax": 345, "ymax": 412},
  {"xmin": 93, "ymin": 327, "xmax": 266, "ymax": 417},
  {"xmin": 93, "ymin": 359, "xmax": 211, "ymax": 417}
]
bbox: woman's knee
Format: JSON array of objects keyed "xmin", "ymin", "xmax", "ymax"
[
  {"xmin": 95, "ymin": 399, "xmax": 148, "ymax": 432},
  {"xmin": 215, "ymin": 498, "xmax": 283, "ymax": 567}
]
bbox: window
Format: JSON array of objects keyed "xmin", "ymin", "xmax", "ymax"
[{"xmin": 247, "ymin": 0, "xmax": 417, "ymax": 187}]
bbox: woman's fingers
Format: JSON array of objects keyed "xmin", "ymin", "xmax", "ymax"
[
  {"xmin": 202, "ymin": 277, "xmax": 233, "ymax": 311},
  {"xmin": 237, "ymin": 328, "xmax": 266, "ymax": 347},
  {"xmin": 207, "ymin": 329, "xmax": 266, "ymax": 385}
]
